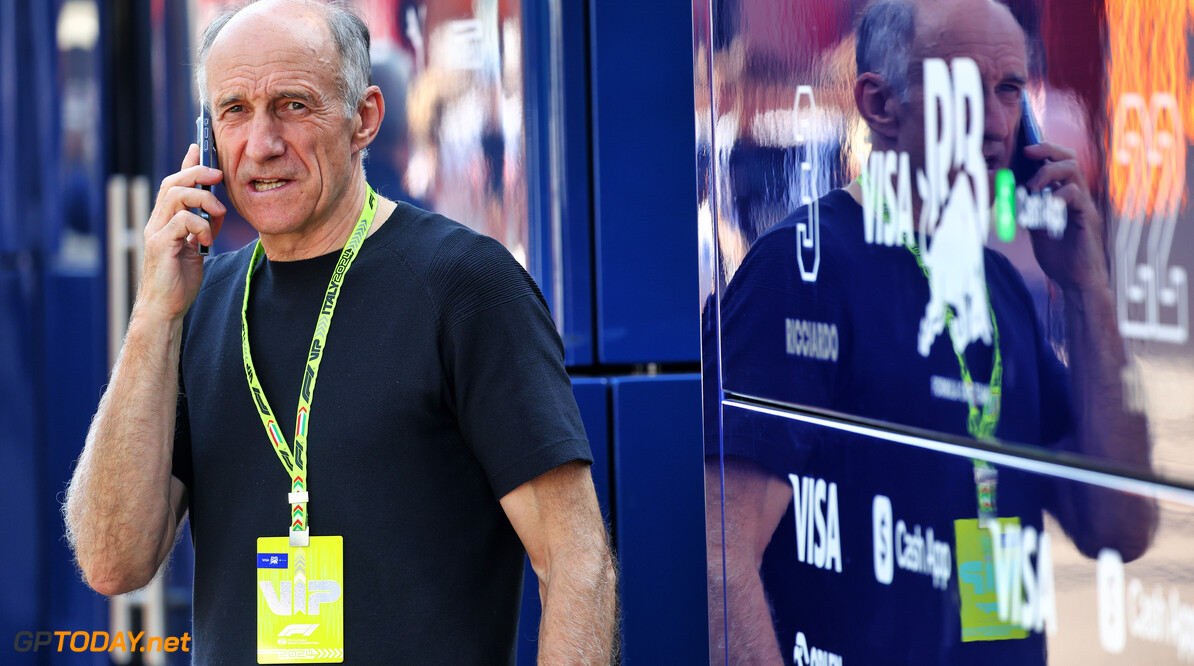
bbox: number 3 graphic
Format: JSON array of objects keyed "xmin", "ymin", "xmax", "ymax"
[{"xmin": 794, "ymin": 86, "xmax": 820, "ymax": 283}]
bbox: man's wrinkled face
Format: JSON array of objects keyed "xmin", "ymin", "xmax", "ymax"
[
  {"xmin": 205, "ymin": 4, "xmax": 360, "ymax": 239},
  {"xmin": 897, "ymin": 1, "xmax": 1029, "ymax": 186}
]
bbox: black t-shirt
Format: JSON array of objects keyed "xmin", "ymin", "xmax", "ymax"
[
  {"xmin": 173, "ymin": 201, "xmax": 592, "ymax": 664},
  {"xmin": 713, "ymin": 189, "xmax": 1073, "ymax": 664}
]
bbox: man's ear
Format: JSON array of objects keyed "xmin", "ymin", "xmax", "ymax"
[
  {"xmin": 351, "ymin": 85, "xmax": 385, "ymax": 152},
  {"xmin": 854, "ymin": 73, "xmax": 901, "ymax": 143}
]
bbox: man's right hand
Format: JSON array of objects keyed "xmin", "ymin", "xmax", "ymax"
[{"xmin": 137, "ymin": 143, "xmax": 226, "ymax": 322}]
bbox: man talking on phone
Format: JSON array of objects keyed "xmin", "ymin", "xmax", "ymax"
[
  {"xmin": 64, "ymin": 1, "xmax": 618, "ymax": 663},
  {"xmin": 710, "ymin": 0, "xmax": 1157, "ymax": 662}
]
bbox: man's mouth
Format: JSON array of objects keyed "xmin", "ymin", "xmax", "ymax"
[{"xmin": 251, "ymin": 178, "xmax": 289, "ymax": 192}]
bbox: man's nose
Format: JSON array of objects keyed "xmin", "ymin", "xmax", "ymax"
[{"xmin": 244, "ymin": 111, "xmax": 285, "ymax": 163}]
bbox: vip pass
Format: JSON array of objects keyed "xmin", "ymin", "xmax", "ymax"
[{"xmin": 241, "ymin": 185, "xmax": 378, "ymax": 547}]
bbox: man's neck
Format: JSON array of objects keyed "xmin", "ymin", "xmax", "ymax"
[{"xmin": 257, "ymin": 183, "xmax": 398, "ymax": 262}]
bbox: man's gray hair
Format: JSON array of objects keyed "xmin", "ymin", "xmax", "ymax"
[
  {"xmin": 855, "ymin": 0, "xmax": 917, "ymax": 102},
  {"xmin": 195, "ymin": 0, "xmax": 372, "ymax": 119}
]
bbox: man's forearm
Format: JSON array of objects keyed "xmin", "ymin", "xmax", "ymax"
[
  {"xmin": 536, "ymin": 542, "xmax": 619, "ymax": 664},
  {"xmin": 1061, "ymin": 284, "xmax": 1149, "ymax": 466},
  {"xmin": 717, "ymin": 563, "xmax": 785, "ymax": 665},
  {"xmin": 65, "ymin": 310, "xmax": 186, "ymax": 595},
  {"xmin": 1057, "ymin": 283, "xmax": 1156, "ymax": 558},
  {"xmin": 706, "ymin": 460, "xmax": 792, "ymax": 664}
]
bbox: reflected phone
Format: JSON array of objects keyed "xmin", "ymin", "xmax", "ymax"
[
  {"xmin": 1011, "ymin": 90, "xmax": 1044, "ymax": 186},
  {"xmin": 195, "ymin": 106, "xmax": 216, "ymax": 255}
]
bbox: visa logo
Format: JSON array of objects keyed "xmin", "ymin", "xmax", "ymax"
[
  {"xmin": 957, "ymin": 522, "xmax": 1057, "ymax": 635},
  {"xmin": 788, "ymin": 474, "xmax": 842, "ymax": 573}
]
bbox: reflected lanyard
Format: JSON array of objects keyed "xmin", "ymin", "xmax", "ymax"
[
  {"xmin": 900, "ymin": 237, "xmax": 1003, "ymax": 441},
  {"xmin": 857, "ymin": 174, "xmax": 1002, "ymax": 519},
  {"xmin": 903, "ymin": 237, "xmax": 1002, "ymax": 520},
  {"xmin": 240, "ymin": 184, "xmax": 378, "ymax": 546}
]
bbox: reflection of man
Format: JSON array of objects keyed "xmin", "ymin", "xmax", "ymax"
[
  {"xmin": 64, "ymin": 1, "xmax": 616, "ymax": 662},
  {"xmin": 712, "ymin": 0, "xmax": 1156, "ymax": 663}
]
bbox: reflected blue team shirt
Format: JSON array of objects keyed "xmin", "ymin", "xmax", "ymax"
[
  {"xmin": 720, "ymin": 188, "xmax": 1072, "ymax": 460},
  {"xmin": 715, "ymin": 189, "xmax": 1074, "ymax": 664}
]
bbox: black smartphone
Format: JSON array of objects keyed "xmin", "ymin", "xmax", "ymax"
[
  {"xmin": 1010, "ymin": 90, "xmax": 1044, "ymax": 186},
  {"xmin": 195, "ymin": 107, "xmax": 216, "ymax": 255}
]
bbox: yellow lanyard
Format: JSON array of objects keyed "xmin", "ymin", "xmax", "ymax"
[{"xmin": 240, "ymin": 185, "xmax": 378, "ymax": 546}]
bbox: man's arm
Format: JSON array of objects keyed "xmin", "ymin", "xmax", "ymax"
[
  {"xmin": 66, "ymin": 316, "xmax": 190, "ymax": 595},
  {"xmin": 1023, "ymin": 142, "xmax": 1158, "ymax": 560},
  {"xmin": 64, "ymin": 144, "xmax": 224, "ymax": 595},
  {"xmin": 706, "ymin": 457, "xmax": 792, "ymax": 666},
  {"xmin": 500, "ymin": 460, "xmax": 619, "ymax": 665},
  {"xmin": 1050, "ymin": 278, "xmax": 1156, "ymax": 560}
]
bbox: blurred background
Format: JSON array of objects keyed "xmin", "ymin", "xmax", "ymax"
[{"xmin": 1, "ymin": 0, "xmax": 705, "ymax": 663}]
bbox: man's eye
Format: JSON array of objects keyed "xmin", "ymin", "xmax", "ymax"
[
  {"xmin": 288, "ymin": 101, "xmax": 306, "ymax": 110},
  {"xmin": 227, "ymin": 105, "xmax": 245, "ymax": 114}
]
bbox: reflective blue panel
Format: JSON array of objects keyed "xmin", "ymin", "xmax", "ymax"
[
  {"xmin": 1, "ymin": 0, "xmax": 111, "ymax": 656},
  {"xmin": 698, "ymin": 1, "xmax": 1194, "ymax": 663},
  {"xmin": 576, "ymin": 378, "xmax": 613, "ymax": 510},
  {"xmin": 0, "ymin": 268, "xmax": 40, "ymax": 654},
  {"xmin": 591, "ymin": 0, "xmax": 700, "ymax": 364},
  {"xmin": 43, "ymin": 274, "xmax": 109, "ymax": 634},
  {"xmin": 702, "ymin": 0, "xmax": 1194, "ymax": 484},
  {"xmin": 713, "ymin": 401, "xmax": 1189, "ymax": 665},
  {"xmin": 611, "ymin": 375, "xmax": 708, "ymax": 664},
  {"xmin": 693, "ymin": 0, "xmax": 727, "ymax": 651},
  {"xmin": 523, "ymin": 0, "xmax": 594, "ymax": 366}
]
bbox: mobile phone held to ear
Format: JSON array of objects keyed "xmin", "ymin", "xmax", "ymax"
[
  {"xmin": 1011, "ymin": 90, "xmax": 1044, "ymax": 186},
  {"xmin": 195, "ymin": 107, "xmax": 216, "ymax": 255}
]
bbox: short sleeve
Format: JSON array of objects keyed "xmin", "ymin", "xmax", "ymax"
[
  {"xmin": 717, "ymin": 209, "xmax": 848, "ymax": 475},
  {"xmin": 433, "ymin": 231, "xmax": 592, "ymax": 498},
  {"xmin": 722, "ymin": 216, "xmax": 848, "ymax": 398}
]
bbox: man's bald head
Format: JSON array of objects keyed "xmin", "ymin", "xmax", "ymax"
[
  {"xmin": 912, "ymin": 0, "xmax": 1025, "ymax": 62},
  {"xmin": 195, "ymin": 0, "xmax": 371, "ymax": 118},
  {"xmin": 855, "ymin": 0, "xmax": 1026, "ymax": 99}
]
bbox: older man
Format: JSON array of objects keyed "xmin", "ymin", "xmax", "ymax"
[
  {"xmin": 711, "ymin": 0, "xmax": 1154, "ymax": 663},
  {"xmin": 65, "ymin": 1, "xmax": 617, "ymax": 663}
]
